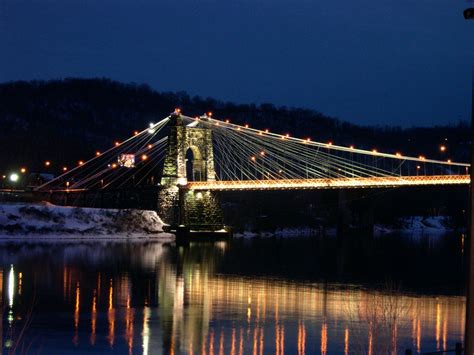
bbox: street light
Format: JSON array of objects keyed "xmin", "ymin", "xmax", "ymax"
[{"xmin": 9, "ymin": 173, "xmax": 19, "ymax": 183}]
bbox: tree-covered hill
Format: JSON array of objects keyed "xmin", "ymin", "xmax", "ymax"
[{"xmin": 0, "ymin": 78, "xmax": 470, "ymax": 175}]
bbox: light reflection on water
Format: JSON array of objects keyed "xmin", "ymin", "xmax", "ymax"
[{"xmin": 0, "ymin": 237, "xmax": 466, "ymax": 354}]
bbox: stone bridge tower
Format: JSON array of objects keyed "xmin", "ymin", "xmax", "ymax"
[
  {"xmin": 161, "ymin": 113, "xmax": 216, "ymax": 187},
  {"xmin": 158, "ymin": 113, "xmax": 224, "ymax": 234}
]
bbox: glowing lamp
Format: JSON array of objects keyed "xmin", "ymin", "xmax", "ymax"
[
  {"xmin": 96, "ymin": 151, "xmax": 101, "ymax": 156},
  {"xmin": 63, "ymin": 167, "xmax": 68, "ymax": 172},
  {"xmin": 225, "ymin": 119, "xmax": 230, "ymax": 123},
  {"xmin": 440, "ymin": 145, "xmax": 446, "ymax": 152},
  {"xmin": 134, "ymin": 131, "xmax": 139, "ymax": 136},
  {"xmin": 20, "ymin": 168, "xmax": 26, "ymax": 174},
  {"xmin": 245, "ymin": 124, "xmax": 249, "ymax": 128},
  {"xmin": 147, "ymin": 144, "xmax": 153, "ymax": 149},
  {"xmin": 260, "ymin": 151, "xmax": 265, "ymax": 156},
  {"xmin": 78, "ymin": 161, "xmax": 84, "ymax": 166},
  {"xmin": 9, "ymin": 173, "xmax": 19, "ymax": 182},
  {"xmin": 175, "ymin": 108, "xmax": 181, "ymax": 114},
  {"xmin": 45, "ymin": 161, "xmax": 51, "ymax": 167},
  {"xmin": 114, "ymin": 141, "xmax": 120, "ymax": 147},
  {"xmin": 251, "ymin": 156, "xmax": 256, "ymax": 161},
  {"xmin": 141, "ymin": 154, "xmax": 148, "ymax": 161}
]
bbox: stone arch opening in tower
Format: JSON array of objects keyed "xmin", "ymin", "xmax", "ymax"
[{"xmin": 185, "ymin": 146, "xmax": 206, "ymax": 181}]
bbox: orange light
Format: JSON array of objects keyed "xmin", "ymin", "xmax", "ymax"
[
  {"xmin": 114, "ymin": 141, "xmax": 120, "ymax": 147},
  {"xmin": 440, "ymin": 145, "xmax": 446, "ymax": 152},
  {"xmin": 175, "ymin": 108, "xmax": 181, "ymax": 114},
  {"xmin": 285, "ymin": 133, "xmax": 290, "ymax": 138},
  {"xmin": 265, "ymin": 129, "xmax": 269, "ymax": 133},
  {"xmin": 225, "ymin": 119, "xmax": 230, "ymax": 123},
  {"xmin": 395, "ymin": 152, "xmax": 402, "ymax": 157},
  {"xmin": 95, "ymin": 151, "xmax": 101, "ymax": 156},
  {"xmin": 372, "ymin": 149, "xmax": 378, "ymax": 154},
  {"xmin": 305, "ymin": 138, "xmax": 311, "ymax": 142},
  {"xmin": 45, "ymin": 161, "xmax": 51, "ymax": 167},
  {"xmin": 327, "ymin": 142, "xmax": 332, "ymax": 146},
  {"xmin": 111, "ymin": 163, "xmax": 117, "ymax": 169},
  {"xmin": 417, "ymin": 165, "xmax": 421, "ymax": 169},
  {"xmin": 147, "ymin": 144, "xmax": 153, "ymax": 149},
  {"xmin": 20, "ymin": 168, "xmax": 27, "ymax": 174},
  {"xmin": 78, "ymin": 161, "xmax": 84, "ymax": 166},
  {"xmin": 237, "ymin": 127, "xmax": 241, "ymax": 131},
  {"xmin": 134, "ymin": 131, "xmax": 139, "ymax": 136},
  {"xmin": 207, "ymin": 112, "xmax": 212, "ymax": 117},
  {"xmin": 418, "ymin": 155, "xmax": 425, "ymax": 161},
  {"xmin": 63, "ymin": 166, "xmax": 68, "ymax": 172},
  {"xmin": 447, "ymin": 159, "xmax": 452, "ymax": 163},
  {"xmin": 260, "ymin": 151, "xmax": 265, "ymax": 156},
  {"xmin": 141, "ymin": 154, "xmax": 148, "ymax": 161},
  {"xmin": 251, "ymin": 156, "xmax": 256, "ymax": 161},
  {"xmin": 245, "ymin": 124, "xmax": 249, "ymax": 128}
]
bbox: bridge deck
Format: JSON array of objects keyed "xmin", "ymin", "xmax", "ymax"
[{"xmin": 187, "ymin": 175, "xmax": 470, "ymax": 191}]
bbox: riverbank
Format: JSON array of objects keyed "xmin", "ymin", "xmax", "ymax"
[
  {"xmin": 0, "ymin": 202, "xmax": 173, "ymax": 241},
  {"xmin": 234, "ymin": 216, "xmax": 460, "ymax": 238}
]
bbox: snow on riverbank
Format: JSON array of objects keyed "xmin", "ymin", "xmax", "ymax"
[{"xmin": 0, "ymin": 202, "xmax": 173, "ymax": 241}]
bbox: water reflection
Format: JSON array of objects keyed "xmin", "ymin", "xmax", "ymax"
[{"xmin": 0, "ymin": 236, "xmax": 467, "ymax": 354}]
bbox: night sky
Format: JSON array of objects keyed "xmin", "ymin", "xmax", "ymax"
[{"xmin": 1, "ymin": 0, "xmax": 473, "ymax": 126}]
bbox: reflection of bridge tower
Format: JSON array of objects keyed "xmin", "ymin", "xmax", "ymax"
[
  {"xmin": 159, "ymin": 113, "xmax": 224, "ymax": 233},
  {"xmin": 161, "ymin": 113, "xmax": 216, "ymax": 187}
]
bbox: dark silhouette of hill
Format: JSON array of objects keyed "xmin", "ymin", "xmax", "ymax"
[{"xmin": 0, "ymin": 78, "xmax": 470, "ymax": 175}]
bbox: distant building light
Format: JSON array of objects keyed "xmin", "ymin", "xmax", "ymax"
[
  {"xmin": 45, "ymin": 161, "xmax": 51, "ymax": 167},
  {"xmin": 20, "ymin": 168, "xmax": 26, "ymax": 174}
]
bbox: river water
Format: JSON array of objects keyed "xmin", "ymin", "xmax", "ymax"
[{"xmin": 0, "ymin": 233, "xmax": 466, "ymax": 354}]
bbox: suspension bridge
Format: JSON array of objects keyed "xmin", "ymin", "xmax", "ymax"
[{"xmin": 35, "ymin": 110, "xmax": 471, "ymax": 234}]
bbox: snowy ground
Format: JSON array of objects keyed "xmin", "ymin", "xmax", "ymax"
[{"xmin": 0, "ymin": 202, "xmax": 174, "ymax": 241}]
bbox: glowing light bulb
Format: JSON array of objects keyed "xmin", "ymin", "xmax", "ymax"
[
  {"xmin": 9, "ymin": 173, "xmax": 19, "ymax": 182},
  {"xmin": 141, "ymin": 154, "xmax": 148, "ymax": 161},
  {"xmin": 45, "ymin": 161, "xmax": 51, "ymax": 167},
  {"xmin": 20, "ymin": 168, "xmax": 26, "ymax": 174}
]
